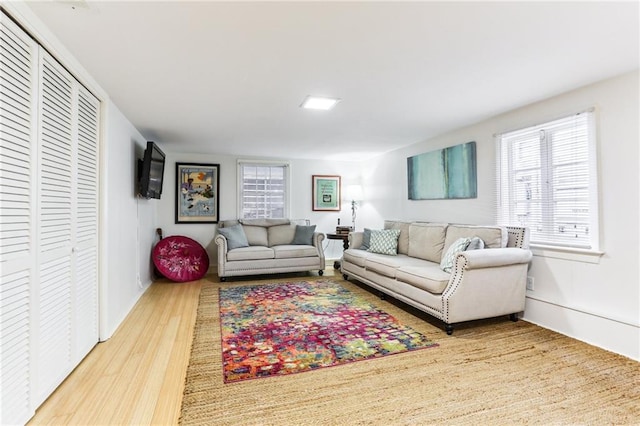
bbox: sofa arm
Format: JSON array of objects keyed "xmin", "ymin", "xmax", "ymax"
[
  {"xmin": 214, "ymin": 234, "xmax": 228, "ymax": 252},
  {"xmin": 348, "ymin": 232, "xmax": 364, "ymax": 249},
  {"xmin": 214, "ymin": 234, "xmax": 229, "ymax": 275},
  {"xmin": 443, "ymin": 248, "xmax": 531, "ymax": 324},
  {"xmin": 456, "ymin": 247, "xmax": 532, "ymax": 270},
  {"xmin": 312, "ymin": 232, "xmax": 325, "ymax": 248},
  {"xmin": 313, "ymin": 232, "xmax": 326, "ymax": 266}
]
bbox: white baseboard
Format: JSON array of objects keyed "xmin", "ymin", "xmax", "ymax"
[{"xmin": 523, "ymin": 297, "xmax": 639, "ymax": 361}]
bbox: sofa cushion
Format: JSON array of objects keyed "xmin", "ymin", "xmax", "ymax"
[
  {"xmin": 365, "ymin": 253, "xmax": 427, "ymax": 278},
  {"xmin": 227, "ymin": 246, "xmax": 274, "ymax": 261},
  {"xmin": 408, "ymin": 223, "xmax": 448, "ymax": 263},
  {"xmin": 273, "ymin": 245, "xmax": 318, "ymax": 259},
  {"xmin": 268, "ymin": 224, "xmax": 296, "ymax": 246},
  {"xmin": 217, "ymin": 224, "xmax": 249, "ymax": 250},
  {"xmin": 239, "ymin": 218, "xmax": 290, "ymax": 227},
  {"xmin": 291, "ymin": 225, "xmax": 316, "ymax": 245},
  {"xmin": 368, "ymin": 229, "xmax": 401, "ymax": 255},
  {"xmin": 219, "ymin": 219, "xmax": 240, "ymax": 228},
  {"xmin": 440, "ymin": 237, "xmax": 471, "ymax": 273},
  {"xmin": 384, "ymin": 221, "xmax": 410, "ymax": 255},
  {"xmin": 242, "ymin": 225, "xmax": 269, "ymax": 247},
  {"xmin": 443, "ymin": 225, "xmax": 508, "ymax": 254},
  {"xmin": 343, "ymin": 248, "xmax": 370, "ymax": 267},
  {"xmin": 396, "ymin": 264, "xmax": 451, "ymax": 294}
]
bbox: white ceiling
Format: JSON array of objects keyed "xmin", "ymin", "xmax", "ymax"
[{"xmin": 25, "ymin": 1, "xmax": 639, "ymax": 160}]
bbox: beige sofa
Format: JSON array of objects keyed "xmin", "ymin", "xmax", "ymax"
[
  {"xmin": 215, "ymin": 219, "xmax": 325, "ymax": 280},
  {"xmin": 341, "ymin": 221, "xmax": 532, "ymax": 334}
]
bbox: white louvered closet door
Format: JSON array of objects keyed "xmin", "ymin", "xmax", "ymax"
[
  {"xmin": 35, "ymin": 50, "xmax": 100, "ymax": 406},
  {"xmin": 35, "ymin": 50, "xmax": 76, "ymax": 404},
  {"xmin": 1, "ymin": 10, "xmax": 100, "ymax": 424},
  {"xmin": 0, "ymin": 12, "xmax": 39, "ymax": 426},
  {"xmin": 74, "ymin": 85, "xmax": 99, "ymax": 363}
]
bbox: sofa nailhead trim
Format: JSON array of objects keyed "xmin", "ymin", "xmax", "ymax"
[
  {"xmin": 506, "ymin": 226, "xmax": 525, "ymax": 249},
  {"xmin": 442, "ymin": 254, "xmax": 468, "ymax": 324}
]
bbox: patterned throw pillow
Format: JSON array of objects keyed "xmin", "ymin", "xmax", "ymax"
[
  {"xmin": 440, "ymin": 237, "xmax": 471, "ymax": 272},
  {"xmin": 367, "ymin": 229, "xmax": 401, "ymax": 255}
]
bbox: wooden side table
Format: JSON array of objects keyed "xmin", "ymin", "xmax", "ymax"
[{"xmin": 326, "ymin": 233, "xmax": 349, "ymax": 269}]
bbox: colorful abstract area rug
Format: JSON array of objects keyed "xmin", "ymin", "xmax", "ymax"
[{"xmin": 219, "ymin": 280, "xmax": 438, "ymax": 383}]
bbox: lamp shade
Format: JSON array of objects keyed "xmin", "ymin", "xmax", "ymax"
[{"xmin": 344, "ymin": 184, "xmax": 363, "ymax": 201}]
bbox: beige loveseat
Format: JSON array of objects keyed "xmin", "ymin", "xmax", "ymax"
[
  {"xmin": 215, "ymin": 219, "xmax": 325, "ymax": 280},
  {"xmin": 341, "ymin": 221, "xmax": 532, "ymax": 334}
]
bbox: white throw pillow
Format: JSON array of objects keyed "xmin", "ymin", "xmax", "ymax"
[{"xmin": 440, "ymin": 237, "xmax": 471, "ymax": 272}]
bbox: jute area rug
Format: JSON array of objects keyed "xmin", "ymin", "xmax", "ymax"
[{"xmin": 180, "ymin": 276, "xmax": 640, "ymax": 425}]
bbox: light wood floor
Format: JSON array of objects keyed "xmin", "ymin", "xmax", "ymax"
[
  {"xmin": 28, "ymin": 269, "xmax": 338, "ymax": 425},
  {"xmin": 28, "ymin": 277, "xmax": 202, "ymax": 425}
]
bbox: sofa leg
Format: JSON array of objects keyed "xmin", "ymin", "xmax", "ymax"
[
  {"xmin": 445, "ymin": 324, "xmax": 454, "ymax": 335},
  {"xmin": 318, "ymin": 270, "xmax": 324, "ymax": 276},
  {"xmin": 342, "ymin": 273, "xmax": 348, "ymax": 280},
  {"xmin": 509, "ymin": 313, "xmax": 519, "ymax": 322},
  {"xmin": 378, "ymin": 292, "xmax": 386, "ymax": 300},
  {"xmin": 220, "ymin": 277, "xmax": 226, "ymax": 282}
]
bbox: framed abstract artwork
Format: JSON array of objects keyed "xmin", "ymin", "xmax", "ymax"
[
  {"xmin": 407, "ymin": 141, "xmax": 477, "ymax": 200},
  {"xmin": 175, "ymin": 162, "xmax": 220, "ymax": 223},
  {"xmin": 312, "ymin": 175, "xmax": 341, "ymax": 211}
]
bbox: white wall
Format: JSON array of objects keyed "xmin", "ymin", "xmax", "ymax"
[
  {"xmin": 155, "ymin": 153, "xmax": 362, "ymax": 265},
  {"xmin": 360, "ymin": 71, "xmax": 639, "ymax": 360},
  {"xmin": 100, "ymin": 101, "xmax": 159, "ymax": 339}
]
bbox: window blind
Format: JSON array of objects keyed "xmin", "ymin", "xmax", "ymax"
[
  {"xmin": 497, "ymin": 111, "xmax": 597, "ymax": 249},
  {"xmin": 238, "ymin": 161, "xmax": 289, "ymax": 219}
]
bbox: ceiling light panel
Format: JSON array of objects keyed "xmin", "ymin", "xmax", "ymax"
[{"xmin": 300, "ymin": 96, "xmax": 341, "ymax": 110}]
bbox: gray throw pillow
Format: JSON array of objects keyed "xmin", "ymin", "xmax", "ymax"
[
  {"xmin": 466, "ymin": 237, "xmax": 485, "ymax": 251},
  {"xmin": 291, "ymin": 225, "xmax": 316, "ymax": 245},
  {"xmin": 217, "ymin": 224, "xmax": 249, "ymax": 250},
  {"xmin": 360, "ymin": 228, "xmax": 372, "ymax": 250}
]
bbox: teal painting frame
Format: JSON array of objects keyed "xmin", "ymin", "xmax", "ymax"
[{"xmin": 407, "ymin": 141, "xmax": 477, "ymax": 200}]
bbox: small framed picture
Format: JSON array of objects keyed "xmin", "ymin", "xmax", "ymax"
[
  {"xmin": 312, "ymin": 175, "xmax": 341, "ymax": 211},
  {"xmin": 176, "ymin": 163, "xmax": 220, "ymax": 223}
]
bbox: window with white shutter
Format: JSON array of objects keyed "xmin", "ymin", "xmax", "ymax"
[
  {"xmin": 238, "ymin": 161, "xmax": 290, "ymax": 219},
  {"xmin": 497, "ymin": 111, "xmax": 599, "ymax": 250}
]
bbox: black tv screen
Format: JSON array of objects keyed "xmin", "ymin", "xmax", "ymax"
[{"xmin": 138, "ymin": 141, "xmax": 166, "ymax": 199}]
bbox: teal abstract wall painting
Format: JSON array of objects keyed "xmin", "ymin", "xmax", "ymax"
[{"xmin": 407, "ymin": 141, "xmax": 477, "ymax": 200}]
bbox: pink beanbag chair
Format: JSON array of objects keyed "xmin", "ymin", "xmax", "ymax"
[{"xmin": 152, "ymin": 235, "xmax": 209, "ymax": 282}]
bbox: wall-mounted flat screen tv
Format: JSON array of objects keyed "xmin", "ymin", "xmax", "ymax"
[{"xmin": 138, "ymin": 141, "xmax": 166, "ymax": 199}]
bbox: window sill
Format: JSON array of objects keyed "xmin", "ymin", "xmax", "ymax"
[{"xmin": 530, "ymin": 245, "xmax": 604, "ymax": 264}]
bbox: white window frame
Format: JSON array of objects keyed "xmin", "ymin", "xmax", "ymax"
[
  {"xmin": 237, "ymin": 160, "xmax": 291, "ymax": 219},
  {"xmin": 496, "ymin": 109, "xmax": 601, "ymax": 257}
]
